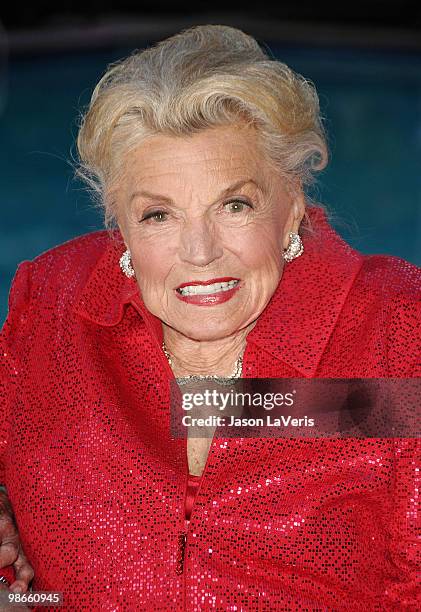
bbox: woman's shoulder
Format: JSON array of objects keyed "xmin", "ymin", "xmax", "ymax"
[
  {"xmin": 7, "ymin": 230, "xmax": 123, "ymax": 320},
  {"xmin": 31, "ymin": 229, "xmax": 117, "ymax": 270},
  {"xmin": 308, "ymin": 206, "xmax": 420, "ymax": 302},
  {"xmin": 20, "ymin": 229, "xmax": 121, "ymax": 285},
  {"xmin": 351, "ymin": 254, "xmax": 420, "ymax": 375},
  {"xmin": 356, "ymin": 252, "xmax": 420, "ymax": 302}
]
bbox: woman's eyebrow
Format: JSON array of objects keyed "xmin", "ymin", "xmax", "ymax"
[
  {"xmin": 130, "ymin": 179, "xmax": 264, "ymax": 204},
  {"xmin": 130, "ymin": 190, "xmax": 173, "ymax": 204},
  {"xmin": 218, "ymin": 179, "xmax": 264, "ymax": 197}
]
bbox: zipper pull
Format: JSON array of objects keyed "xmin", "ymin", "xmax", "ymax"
[{"xmin": 176, "ymin": 531, "xmax": 187, "ymax": 575}]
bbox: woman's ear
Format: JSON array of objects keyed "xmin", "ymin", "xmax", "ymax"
[
  {"xmin": 115, "ymin": 215, "xmax": 129, "ymax": 248},
  {"xmin": 283, "ymin": 185, "xmax": 306, "ymax": 250},
  {"xmin": 292, "ymin": 189, "xmax": 306, "ymax": 232}
]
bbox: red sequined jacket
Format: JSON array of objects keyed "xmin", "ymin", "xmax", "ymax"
[{"xmin": 0, "ymin": 207, "xmax": 419, "ymax": 610}]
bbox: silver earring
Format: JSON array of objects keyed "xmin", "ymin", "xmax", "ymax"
[
  {"xmin": 119, "ymin": 249, "xmax": 135, "ymax": 278},
  {"xmin": 283, "ymin": 232, "xmax": 304, "ymax": 262}
]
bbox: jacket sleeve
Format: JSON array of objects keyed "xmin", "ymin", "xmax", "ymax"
[
  {"xmin": 0, "ymin": 261, "xmax": 32, "ymax": 484},
  {"xmin": 384, "ymin": 284, "xmax": 420, "ymax": 606},
  {"xmin": 387, "ymin": 292, "xmax": 421, "ymax": 377},
  {"xmin": 384, "ymin": 438, "xmax": 420, "ymax": 607}
]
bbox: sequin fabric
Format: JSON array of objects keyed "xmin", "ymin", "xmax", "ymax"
[{"xmin": 0, "ymin": 207, "xmax": 420, "ymax": 610}]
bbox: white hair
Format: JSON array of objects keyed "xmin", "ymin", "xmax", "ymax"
[{"xmin": 76, "ymin": 24, "xmax": 328, "ymax": 227}]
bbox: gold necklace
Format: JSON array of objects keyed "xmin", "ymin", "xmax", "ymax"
[{"xmin": 162, "ymin": 341, "xmax": 244, "ymax": 386}]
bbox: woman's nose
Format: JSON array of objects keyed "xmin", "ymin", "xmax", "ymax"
[{"xmin": 178, "ymin": 217, "xmax": 223, "ymax": 267}]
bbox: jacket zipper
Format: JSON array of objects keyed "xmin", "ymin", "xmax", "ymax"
[
  {"xmin": 176, "ymin": 528, "xmax": 187, "ymax": 575},
  {"xmin": 178, "ymin": 519, "xmax": 190, "ymax": 612}
]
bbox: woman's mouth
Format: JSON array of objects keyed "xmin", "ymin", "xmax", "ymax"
[{"xmin": 175, "ymin": 277, "xmax": 241, "ymax": 305}]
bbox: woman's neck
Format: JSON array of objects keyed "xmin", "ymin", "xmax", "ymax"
[{"xmin": 162, "ymin": 323, "xmax": 255, "ymax": 377}]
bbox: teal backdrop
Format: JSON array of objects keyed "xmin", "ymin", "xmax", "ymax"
[{"xmin": 1, "ymin": 43, "xmax": 420, "ymax": 323}]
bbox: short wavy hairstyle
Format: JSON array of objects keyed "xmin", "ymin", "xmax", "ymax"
[{"xmin": 77, "ymin": 24, "xmax": 328, "ymax": 227}]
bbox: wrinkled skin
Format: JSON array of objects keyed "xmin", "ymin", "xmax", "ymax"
[
  {"xmin": 117, "ymin": 124, "xmax": 305, "ymax": 374},
  {"xmin": 0, "ymin": 490, "xmax": 33, "ymax": 610}
]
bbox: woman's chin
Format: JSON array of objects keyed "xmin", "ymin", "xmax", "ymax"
[
  {"xmin": 167, "ymin": 320, "xmax": 240, "ymax": 342},
  {"xmin": 165, "ymin": 317, "xmax": 256, "ymax": 342}
]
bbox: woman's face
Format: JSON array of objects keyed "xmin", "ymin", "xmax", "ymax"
[{"xmin": 117, "ymin": 125, "xmax": 304, "ymax": 341}]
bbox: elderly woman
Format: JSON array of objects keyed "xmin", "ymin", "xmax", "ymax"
[{"xmin": 0, "ymin": 25, "xmax": 419, "ymax": 610}]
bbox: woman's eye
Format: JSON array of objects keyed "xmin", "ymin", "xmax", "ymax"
[
  {"xmin": 141, "ymin": 210, "xmax": 168, "ymax": 223},
  {"xmin": 223, "ymin": 200, "xmax": 251, "ymax": 214}
]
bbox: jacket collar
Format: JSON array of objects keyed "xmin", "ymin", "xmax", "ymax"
[
  {"xmin": 73, "ymin": 231, "xmax": 164, "ymax": 342},
  {"xmin": 74, "ymin": 207, "xmax": 363, "ymax": 376},
  {"xmin": 246, "ymin": 207, "xmax": 363, "ymax": 375}
]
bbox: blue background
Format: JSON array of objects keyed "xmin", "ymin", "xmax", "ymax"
[{"xmin": 1, "ymin": 44, "xmax": 420, "ymax": 323}]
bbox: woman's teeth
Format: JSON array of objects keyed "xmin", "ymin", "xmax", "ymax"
[{"xmin": 178, "ymin": 280, "xmax": 239, "ymax": 296}]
